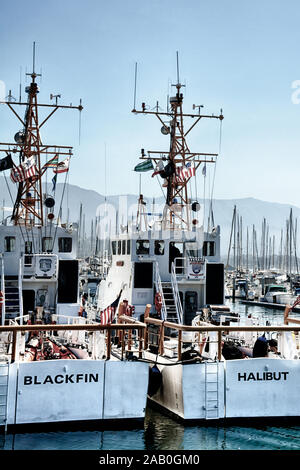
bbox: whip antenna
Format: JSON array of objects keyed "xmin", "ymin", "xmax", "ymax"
[
  {"xmin": 133, "ymin": 62, "xmax": 138, "ymax": 111},
  {"xmin": 78, "ymin": 98, "xmax": 82, "ymax": 145},
  {"xmin": 176, "ymin": 51, "xmax": 180, "ymax": 84}
]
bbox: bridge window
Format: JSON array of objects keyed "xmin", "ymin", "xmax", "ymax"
[
  {"xmin": 122, "ymin": 240, "xmax": 126, "ymax": 255},
  {"xmin": 42, "ymin": 237, "xmax": 53, "ymax": 253},
  {"xmin": 127, "ymin": 240, "xmax": 131, "ymax": 255},
  {"xmin": 185, "ymin": 242, "xmax": 198, "ymax": 257},
  {"xmin": 203, "ymin": 241, "xmax": 215, "ymax": 257},
  {"xmin": 118, "ymin": 241, "xmax": 122, "ymax": 255},
  {"xmin": 25, "ymin": 241, "xmax": 32, "ymax": 254},
  {"xmin": 136, "ymin": 239, "xmax": 150, "ymax": 255},
  {"xmin": 58, "ymin": 237, "xmax": 72, "ymax": 253},
  {"xmin": 155, "ymin": 240, "xmax": 165, "ymax": 255},
  {"xmin": 112, "ymin": 241, "xmax": 116, "ymax": 255},
  {"xmin": 169, "ymin": 242, "xmax": 183, "ymax": 272},
  {"xmin": 4, "ymin": 236, "xmax": 15, "ymax": 252}
]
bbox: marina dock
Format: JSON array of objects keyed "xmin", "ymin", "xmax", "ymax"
[{"xmin": 241, "ymin": 299, "xmax": 300, "ymax": 312}]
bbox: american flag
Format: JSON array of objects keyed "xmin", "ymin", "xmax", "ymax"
[
  {"xmin": 10, "ymin": 156, "xmax": 37, "ymax": 183},
  {"xmin": 100, "ymin": 306, "xmax": 115, "ymax": 325},
  {"xmin": 175, "ymin": 161, "xmax": 195, "ymax": 183}
]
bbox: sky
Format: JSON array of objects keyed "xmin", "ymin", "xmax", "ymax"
[{"xmin": 1, "ymin": 0, "xmax": 300, "ymax": 206}]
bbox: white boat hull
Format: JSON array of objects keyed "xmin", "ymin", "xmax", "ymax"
[
  {"xmin": 147, "ymin": 357, "xmax": 300, "ymax": 421},
  {"xmin": 1, "ymin": 359, "xmax": 149, "ymax": 426}
]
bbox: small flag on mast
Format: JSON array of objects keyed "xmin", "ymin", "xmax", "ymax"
[
  {"xmin": 52, "ymin": 174, "xmax": 57, "ymax": 192},
  {"xmin": 44, "ymin": 154, "xmax": 59, "ymax": 168},
  {"xmin": 53, "ymin": 156, "xmax": 70, "ymax": 174},
  {"xmin": 134, "ymin": 159, "xmax": 154, "ymax": 172},
  {"xmin": 0, "ymin": 154, "xmax": 13, "ymax": 172},
  {"xmin": 151, "ymin": 160, "xmax": 164, "ymax": 177},
  {"xmin": 10, "ymin": 156, "xmax": 37, "ymax": 183},
  {"xmin": 175, "ymin": 161, "xmax": 195, "ymax": 183},
  {"xmin": 100, "ymin": 306, "xmax": 116, "ymax": 325}
]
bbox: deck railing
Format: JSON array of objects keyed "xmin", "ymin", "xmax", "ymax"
[
  {"xmin": 154, "ymin": 262, "xmax": 168, "ymax": 320},
  {"xmin": 0, "ymin": 319, "xmax": 146, "ymax": 363},
  {"xmin": 18, "ymin": 258, "xmax": 23, "ymax": 325},
  {"xmin": 143, "ymin": 304, "xmax": 300, "ymax": 361},
  {"xmin": 0, "ymin": 255, "xmax": 5, "ymax": 326},
  {"xmin": 171, "ymin": 262, "xmax": 183, "ymax": 323}
]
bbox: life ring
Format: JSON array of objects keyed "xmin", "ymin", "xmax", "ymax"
[{"xmin": 155, "ymin": 292, "xmax": 162, "ymax": 314}]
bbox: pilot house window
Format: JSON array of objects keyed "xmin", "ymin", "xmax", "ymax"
[
  {"xmin": 25, "ymin": 241, "xmax": 32, "ymax": 254},
  {"xmin": 4, "ymin": 237, "xmax": 15, "ymax": 252},
  {"xmin": 58, "ymin": 237, "xmax": 72, "ymax": 253},
  {"xmin": 155, "ymin": 240, "xmax": 165, "ymax": 255},
  {"xmin": 42, "ymin": 237, "xmax": 53, "ymax": 253},
  {"xmin": 136, "ymin": 240, "xmax": 150, "ymax": 255},
  {"xmin": 203, "ymin": 241, "xmax": 215, "ymax": 257},
  {"xmin": 169, "ymin": 242, "xmax": 183, "ymax": 272}
]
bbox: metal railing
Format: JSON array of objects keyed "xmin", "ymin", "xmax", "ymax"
[
  {"xmin": 0, "ymin": 319, "xmax": 147, "ymax": 363},
  {"xmin": 171, "ymin": 262, "xmax": 183, "ymax": 323},
  {"xmin": 174, "ymin": 257, "xmax": 187, "ymax": 278},
  {"xmin": 9, "ymin": 314, "xmax": 30, "ymax": 325},
  {"xmin": 0, "ymin": 255, "xmax": 5, "ymax": 326},
  {"xmin": 143, "ymin": 307, "xmax": 300, "ymax": 362},
  {"xmin": 154, "ymin": 262, "xmax": 168, "ymax": 320},
  {"xmin": 18, "ymin": 258, "xmax": 23, "ymax": 325}
]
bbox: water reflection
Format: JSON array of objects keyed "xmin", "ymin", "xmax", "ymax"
[{"xmin": 3, "ymin": 408, "xmax": 300, "ymax": 451}]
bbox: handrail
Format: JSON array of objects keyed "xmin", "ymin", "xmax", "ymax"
[
  {"xmin": 119, "ymin": 314, "xmax": 145, "ymax": 325},
  {"xmin": 0, "ymin": 322, "xmax": 146, "ymax": 333},
  {"xmin": 144, "ymin": 315, "xmax": 300, "ymax": 361},
  {"xmin": 9, "ymin": 314, "xmax": 30, "ymax": 325},
  {"xmin": 18, "ymin": 258, "xmax": 23, "ymax": 325},
  {"xmin": 0, "ymin": 320, "xmax": 147, "ymax": 363},
  {"xmin": 171, "ymin": 262, "xmax": 183, "ymax": 323},
  {"xmin": 0, "ymin": 254, "xmax": 5, "ymax": 326},
  {"xmin": 144, "ymin": 316, "xmax": 300, "ymax": 332},
  {"xmin": 154, "ymin": 262, "xmax": 167, "ymax": 320},
  {"xmin": 174, "ymin": 257, "xmax": 187, "ymax": 278}
]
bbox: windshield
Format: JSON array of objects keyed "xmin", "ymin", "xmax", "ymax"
[{"xmin": 269, "ymin": 286, "xmax": 287, "ymax": 292}]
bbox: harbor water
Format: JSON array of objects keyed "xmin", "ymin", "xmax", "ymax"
[{"xmin": 1, "ymin": 301, "xmax": 300, "ymax": 451}]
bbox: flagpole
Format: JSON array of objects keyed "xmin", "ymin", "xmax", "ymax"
[{"xmin": 203, "ymin": 161, "xmax": 206, "ymax": 231}]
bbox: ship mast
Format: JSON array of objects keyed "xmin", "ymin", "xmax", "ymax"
[
  {"xmin": 0, "ymin": 42, "xmax": 83, "ymax": 228},
  {"xmin": 132, "ymin": 55, "xmax": 223, "ymax": 231}
]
